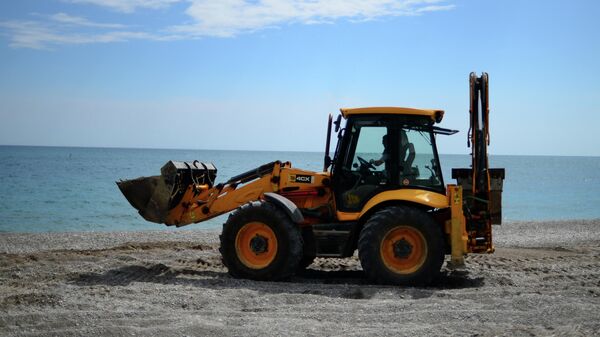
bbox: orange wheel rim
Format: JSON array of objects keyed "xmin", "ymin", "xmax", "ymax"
[
  {"xmin": 235, "ymin": 222, "xmax": 278, "ymax": 269},
  {"xmin": 380, "ymin": 226, "xmax": 427, "ymax": 274}
]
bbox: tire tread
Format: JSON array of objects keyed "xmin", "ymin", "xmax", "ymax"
[
  {"xmin": 358, "ymin": 206, "xmax": 444, "ymax": 285},
  {"xmin": 219, "ymin": 201, "xmax": 303, "ymax": 281}
]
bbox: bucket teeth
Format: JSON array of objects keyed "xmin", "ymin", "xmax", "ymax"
[{"xmin": 117, "ymin": 160, "xmax": 218, "ymax": 224}]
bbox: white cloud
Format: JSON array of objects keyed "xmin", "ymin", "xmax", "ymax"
[
  {"xmin": 63, "ymin": 0, "xmax": 182, "ymax": 13},
  {"xmin": 1, "ymin": 0, "xmax": 454, "ymax": 49},
  {"xmin": 415, "ymin": 4, "xmax": 456, "ymax": 13},
  {"xmin": 0, "ymin": 19, "xmax": 174, "ymax": 49},
  {"xmin": 50, "ymin": 13, "xmax": 127, "ymax": 28},
  {"xmin": 0, "ymin": 21, "xmax": 80, "ymax": 49},
  {"xmin": 173, "ymin": 0, "xmax": 455, "ymax": 37}
]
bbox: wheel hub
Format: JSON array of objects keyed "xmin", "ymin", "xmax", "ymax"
[
  {"xmin": 249, "ymin": 234, "xmax": 269, "ymax": 254},
  {"xmin": 393, "ymin": 238, "xmax": 413, "ymax": 259},
  {"xmin": 235, "ymin": 221, "xmax": 278, "ymax": 269}
]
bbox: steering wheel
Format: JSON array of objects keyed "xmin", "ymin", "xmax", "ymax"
[{"xmin": 357, "ymin": 156, "xmax": 375, "ymax": 170}]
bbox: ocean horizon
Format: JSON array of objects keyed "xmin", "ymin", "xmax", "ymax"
[
  {"xmin": 1, "ymin": 145, "xmax": 599, "ymax": 233},
  {"xmin": 3, "ymin": 144, "xmax": 599, "ymax": 158}
]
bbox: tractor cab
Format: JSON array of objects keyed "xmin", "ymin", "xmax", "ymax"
[{"xmin": 327, "ymin": 107, "xmax": 456, "ymax": 213}]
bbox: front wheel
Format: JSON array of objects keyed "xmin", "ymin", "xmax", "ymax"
[
  {"xmin": 220, "ymin": 201, "xmax": 303, "ymax": 281},
  {"xmin": 358, "ymin": 206, "xmax": 444, "ymax": 285}
]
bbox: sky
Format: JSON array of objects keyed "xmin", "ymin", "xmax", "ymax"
[{"xmin": 0, "ymin": 0, "xmax": 599, "ymax": 156}]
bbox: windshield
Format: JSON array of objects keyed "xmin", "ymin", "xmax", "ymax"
[{"xmin": 340, "ymin": 118, "xmax": 444, "ymax": 191}]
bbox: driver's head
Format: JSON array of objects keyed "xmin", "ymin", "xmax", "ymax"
[{"xmin": 382, "ymin": 134, "xmax": 389, "ymax": 147}]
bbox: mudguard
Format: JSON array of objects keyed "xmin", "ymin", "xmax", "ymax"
[{"xmin": 263, "ymin": 192, "xmax": 304, "ymax": 224}]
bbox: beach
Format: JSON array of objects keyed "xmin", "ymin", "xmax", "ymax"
[{"xmin": 1, "ymin": 219, "xmax": 599, "ymax": 336}]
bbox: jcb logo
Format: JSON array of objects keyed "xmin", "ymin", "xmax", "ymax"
[{"xmin": 291, "ymin": 174, "xmax": 313, "ymax": 184}]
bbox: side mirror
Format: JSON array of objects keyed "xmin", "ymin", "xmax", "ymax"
[{"xmin": 334, "ymin": 114, "xmax": 342, "ymax": 132}]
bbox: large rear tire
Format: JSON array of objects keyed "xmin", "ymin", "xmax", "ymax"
[
  {"xmin": 358, "ymin": 206, "xmax": 444, "ymax": 285},
  {"xmin": 220, "ymin": 201, "xmax": 303, "ymax": 281}
]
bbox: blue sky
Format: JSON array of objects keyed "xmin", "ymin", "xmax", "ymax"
[{"xmin": 0, "ymin": 0, "xmax": 599, "ymax": 156}]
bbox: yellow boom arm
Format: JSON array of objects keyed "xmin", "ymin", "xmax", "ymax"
[{"xmin": 165, "ymin": 162, "xmax": 285, "ymax": 226}]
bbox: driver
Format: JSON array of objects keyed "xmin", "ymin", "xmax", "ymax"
[
  {"xmin": 369, "ymin": 131, "xmax": 415, "ymax": 180},
  {"xmin": 370, "ymin": 134, "xmax": 389, "ymax": 167}
]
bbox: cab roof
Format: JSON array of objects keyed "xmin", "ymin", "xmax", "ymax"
[{"xmin": 340, "ymin": 107, "xmax": 444, "ymax": 123}]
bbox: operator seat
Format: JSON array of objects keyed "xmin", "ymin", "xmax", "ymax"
[
  {"xmin": 399, "ymin": 132, "xmax": 416, "ymax": 180},
  {"xmin": 402, "ymin": 143, "xmax": 415, "ymax": 173}
]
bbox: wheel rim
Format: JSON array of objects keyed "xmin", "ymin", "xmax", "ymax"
[
  {"xmin": 235, "ymin": 222, "xmax": 278, "ymax": 269},
  {"xmin": 380, "ymin": 226, "xmax": 427, "ymax": 275}
]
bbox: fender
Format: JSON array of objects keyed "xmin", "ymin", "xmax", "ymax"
[
  {"xmin": 263, "ymin": 192, "xmax": 304, "ymax": 224},
  {"xmin": 336, "ymin": 189, "xmax": 449, "ymax": 221}
]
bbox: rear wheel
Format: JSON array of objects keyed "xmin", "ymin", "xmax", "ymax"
[
  {"xmin": 358, "ymin": 206, "xmax": 444, "ymax": 285},
  {"xmin": 220, "ymin": 201, "xmax": 303, "ymax": 281}
]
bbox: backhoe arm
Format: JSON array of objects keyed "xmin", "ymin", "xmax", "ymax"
[{"xmin": 452, "ymin": 73, "xmax": 505, "ymax": 253}]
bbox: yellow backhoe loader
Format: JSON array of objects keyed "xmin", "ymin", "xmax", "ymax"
[{"xmin": 117, "ymin": 72, "xmax": 505, "ymax": 285}]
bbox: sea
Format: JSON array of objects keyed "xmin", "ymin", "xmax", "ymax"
[{"xmin": 1, "ymin": 145, "xmax": 599, "ymax": 233}]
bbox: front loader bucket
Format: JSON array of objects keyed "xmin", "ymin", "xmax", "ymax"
[
  {"xmin": 117, "ymin": 161, "xmax": 217, "ymax": 224},
  {"xmin": 117, "ymin": 175, "xmax": 172, "ymax": 223}
]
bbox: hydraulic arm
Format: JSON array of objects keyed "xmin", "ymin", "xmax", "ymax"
[
  {"xmin": 453, "ymin": 72, "xmax": 505, "ymax": 253},
  {"xmin": 118, "ymin": 161, "xmax": 287, "ymax": 226},
  {"xmin": 118, "ymin": 160, "xmax": 331, "ymax": 227}
]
